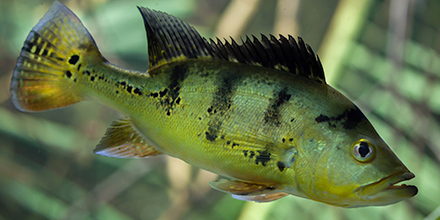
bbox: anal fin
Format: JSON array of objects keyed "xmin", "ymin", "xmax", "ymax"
[
  {"xmin": 94, "ymin": 118, "xmax": 161, "ymax": 158},
  {"xmin": 209, "ymin": 178, "xmax": 287, "ymax": 202},
  {"xmin": 232, "ymin": 192, "xmax": 288, "ymax": 202}
]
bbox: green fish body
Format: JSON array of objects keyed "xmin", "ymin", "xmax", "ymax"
[{"xmin": 10, "ymin": 1, "xmax": 417, "ymax": 207}]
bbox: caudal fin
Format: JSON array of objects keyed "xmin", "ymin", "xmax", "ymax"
[{"xmin": 10, "ymin": 1, "xmax": 103, "ymax": 111}]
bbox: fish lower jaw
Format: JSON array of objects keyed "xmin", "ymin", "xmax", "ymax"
[
  {"xmin": 355, "ymin": 171, "xmax": 418, "ymax": 206},
  {"xmin": 381, "ymin": 172, "xmax": 416, "ymax": 193}
]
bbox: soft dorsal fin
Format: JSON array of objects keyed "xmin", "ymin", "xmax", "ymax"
[
  {"xmin": 210, "ymin": 35, "xmax": 326, "ymax": 84},
  {"xmin": 138, "ymin": 7, "xmax": 325, "ymax": 83},
  {"xmin": 94, "ymin": 118, "xmax": 162, "ymax": 158},
  {"xmin": 138, "ymin": 7, "xmax": 215, "ymax": 70}
]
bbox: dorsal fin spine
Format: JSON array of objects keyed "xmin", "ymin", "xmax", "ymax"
[
  {"xmin": 139, "ymin": 6, "xmax": 325, "ymax": 83},
  {"xmin": 138, "ymin": 6, "xmax": 215, "ymax": 70},
  {"xmin": 242, "ymin": 36, "xmax": 259, "ymax": 66},
  {"xmin": 252, "ymin": 35, "xmax": 269, "ymax": 67},
  {"xmin": 269, "ymin": 34, "xmax": 285, "ymax": 67}
]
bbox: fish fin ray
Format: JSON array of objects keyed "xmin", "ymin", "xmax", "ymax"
[
  {"xmin": 137, "ymin": 7, "xmax": 325, "ymax": 83},
  {"xmin": 10, "ymin": 1, "xmax": 104, "ymax": 111},
  {"xmin": 232, "ymin": 192, "xmax": 288, "ymax": 202},
  {"xmin": 209, "ymin": 178, "xmax": 280, "ymax": 196},
  {"xmin": 138, "ymin": 7, "xmax": 215, "ymax": 71},
  {"xmin": 94, "ymin": 118, "xmax": 162, "ymax": 158},
  {"xmin": 211, "ymin": 35, "xmax": 326, "ymax": 83}
]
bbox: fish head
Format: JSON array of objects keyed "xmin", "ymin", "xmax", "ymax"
[{"xmin": 293, "ymin": 120, "xmax": 417, "ymax": 207}]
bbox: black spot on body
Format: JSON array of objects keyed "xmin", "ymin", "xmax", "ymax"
[
  {"xmin": 90, "ymin": 76, "xmax": 95, "ymax": 81},
  {"xmin": 249, "ymin": 151, "xmax": 255, "ymax": 159},
  {"xmin": 315, "ymin": 114, "xmax": 329, "ymax": 123},
  {"xmin": 205, "ymin": 73, "xmax": 241, "ymax": 141},
  {"xmin": 159, "ymin": 89, "xmax": 168, "ymax": 97},
  {"xmin": 277, "ymin": 161, "xmax": 286, "ymax": 172},
  {"xmin": 263, "ymin": 88, "xmax": 291, "ymax": 126},
  {"xmin": 77, "ymin": 64, "xmax": 82, "ymax": 71},
  {"xmin": 243, "ymin": 150, "xmax": 248, "ymax": 157},
  {"xmin": 342, "ymin": 108, "xmax": 364, "ymax": 129},
  {"xmin": 68, "ymin": 55, "xmax": 79, "ymax": 65},
  {"xmin": 205, "ymin": 131, "xmax": 217, "ymax": 141},
  {"xmin": 127, "ymin": 86, "xmax": 133, "ymax": 93},
  {"xmin": 65, "ymin": 70, "xmax": 72, "ymax": 78},
  {"xmin": 231, "ymin": 142, "xmax": 239, "ymax": 148},
  {"xmin": 166, "ymin": 65, "xmax": 186, "ymax": 100},
  {"xmin": 210, "ymin": 74, "xmax": 239, "ymax": 114},
  {"xmin": 151, "ymin": 65, "xmax": 187, "ymax": 116},
  {"xmin": 255, "ymin": 149, "xmax": 271, "ymax": 166},
  {"xmin": 133, "ymin": 88, "xmax": 142, "ymax": 95},
  {"xmin": 315, "ymin": 107, "xmax": 365, "ymax": 130},
  {"xmin": 205, "ymin": 121, "xmax": 221, "ymax": 142}
]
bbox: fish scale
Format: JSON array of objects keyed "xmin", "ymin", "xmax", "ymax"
[{"xmin": 10, "ymin": 1, "xmax": 417, "ymax": 207}]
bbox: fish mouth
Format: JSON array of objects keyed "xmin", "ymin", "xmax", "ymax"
[{"xmin": 355, "ymin": 172, "xmax": 418, "ymax": 205}]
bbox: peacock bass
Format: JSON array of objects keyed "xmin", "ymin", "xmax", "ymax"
[{"xmin": 10, "ymin": 1, "xmax": 417, "ymax": 207}]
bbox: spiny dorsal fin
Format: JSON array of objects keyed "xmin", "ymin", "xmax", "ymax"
[
  {"xmin": 137, "ymin": 7, "xmax": 215, "ymax": 70},
  {"xmin": 210, "ymin": 35, "xmax": 326, "ymax": 84},
  {"xmin": 138, "ymin": 7, "xmax": 325, "ymax": 83},
  {"xmin": 94, "ymin": 118, "xmax": 162, "ymax": 158}
]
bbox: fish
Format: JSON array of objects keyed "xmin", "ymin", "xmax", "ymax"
[{"xmin": 10, "ymin": 1, "xmax": 417, "ymax": 207}]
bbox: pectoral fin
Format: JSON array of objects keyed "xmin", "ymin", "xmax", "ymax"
[
  {"xmin": 209, "ymin": 178, "xmax": 287, "ymax": 202},
  {"xmin": 94, "ymin": 118, "xmax": 161, "ymax": 158}
]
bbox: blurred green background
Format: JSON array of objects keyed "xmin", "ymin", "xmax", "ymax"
[{"xmin": 0, "ymin": 0, "xmax": 439, "ymax": 219}]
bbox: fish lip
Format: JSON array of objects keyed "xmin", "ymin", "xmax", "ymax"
[{"xmin": 355, "ymin": 172, "xmax": 417, "ymax": 199}]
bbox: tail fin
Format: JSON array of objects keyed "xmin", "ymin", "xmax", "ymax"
[{"xmin": 10, "ymin": 1, "xmax": 103, "ymax": 112}]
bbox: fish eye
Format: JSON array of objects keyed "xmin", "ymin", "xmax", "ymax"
[{"xmin": 352, "ymin": 139, "xmax": 375, "ymax": 162}]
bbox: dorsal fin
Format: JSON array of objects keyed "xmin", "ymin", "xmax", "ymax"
[
  {"xmin": 138, "ymin": 7, "xmax": 325, "ymax": 83},
  {"xmin": 210, "ymin": 35, "xmax": 326, "ymax": 84},
  {"xmin": 137, "ymin": 7, "xmax": 215, "ymax": 70}
]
